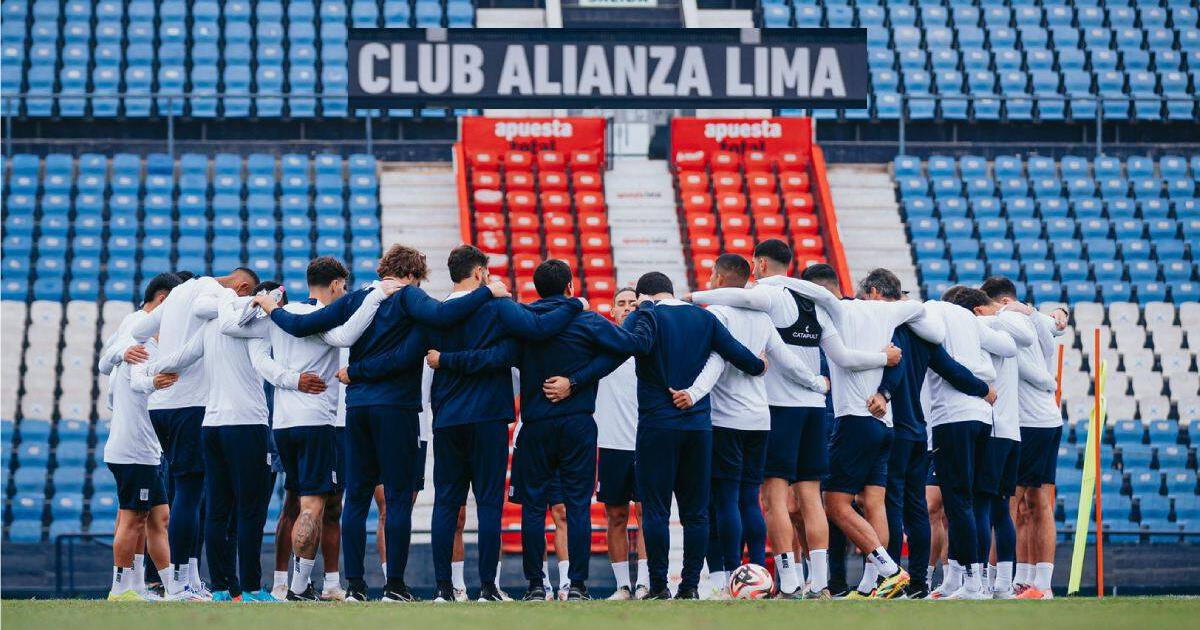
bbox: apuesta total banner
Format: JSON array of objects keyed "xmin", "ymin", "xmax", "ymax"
[{"xmin": 348, "ymin": 28, "xmax": 868, "ymax": 109}]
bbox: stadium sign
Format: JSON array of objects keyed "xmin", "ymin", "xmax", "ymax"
[{"xmin": 349, "ymin": 28, "xmax": 867, "ymax": 109}]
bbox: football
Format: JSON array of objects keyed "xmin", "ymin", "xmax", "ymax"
[{"xmin": 728, "ymin": 564, "xmax": 774, "ymax": 600}]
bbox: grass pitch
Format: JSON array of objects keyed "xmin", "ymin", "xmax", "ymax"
[{"xmin": 4, "ymin": 597, "xmax": 1199, "ymax": 630}]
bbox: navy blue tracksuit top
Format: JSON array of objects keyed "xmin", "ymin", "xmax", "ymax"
[
  {"xmin": 268, "ymin": 284, "xmax": 493, "ymax": 409},
  {"xmin": 622, "ymin": 300, "xmax": 765, "ymax": 431},
  {"xmin": 876, "ymin": 324, "xmax": 991, "ymax": 442}
]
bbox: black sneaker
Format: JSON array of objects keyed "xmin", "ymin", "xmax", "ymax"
[
  {"xmin": 521, "ymin": 584, "xmax": 547, "ymax": 601},
  {"xmin": 432, "ymin": 583, "xmax": 458, "ymax": 603},
  {"xmin": 642, "ymin": 587, "xmax": 672, "ymax": 600},
  {"xmin": 902, "ymin": 583, "xmax": 929, "ymax": 600},
  {"xmin": 478, "ymin": 583, "xmax": 510, "ymax": 602},
  {"xmin": 673, "ymin": 587, "xmax": 700, "ymax": 600},
  {"xmin": 345, "ymin": 580, "xmax": 369, "ymax": 602},
  {"xmin": 287, "ymin": 584, "xmax": 319, "ymax": 601},
  {"xmin": 565, "ymin": 585, "xmax": 590, "ymax": 601},
  {"xmin": 774, "ymin": 587, "xmax": 805, "ymax": 600},
  {"xmin": 829, "ymin": 587, "xmax": 851, "ymax": 599},
  {"xmin": 381, "ymin": 584, "xmax": 419, "ymax": 602}
]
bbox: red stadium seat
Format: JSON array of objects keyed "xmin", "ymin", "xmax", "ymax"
[
  {"xmin": 749, "ymin": 193, "xmax": 780, "ymax": 215},
  {"xmin": 570, "ymin": 150, "xmax": 601, "ymax": 171},
  {"xmin": 591, "ymin": 298, "xmax": 614, "ymax": 320},
  {"xmin": 476, "ymin": 230, "xmax": 507, "ymax": 254},
  {"xmin": 685, "ymin": 213, "xmax": 718, "ymax": 235},
  {"xmin": 472, "ymin": 171, "xmax": 501, "ymax": 189},
  {"xmin": 778, "ymin": 151, "xmax": 808, "ymax": 173},
  {"xmin": 578, "ymin": 211, "xmax": 609, "ymax": 233},
  {"xmin": 582, "ymin": 253, "xmax": 614, "ymax": 275},
  {"xmin": 470, "ymin": 151, "xmax": 500, "ymax": 170},
  {"xmin": 721, "ymin": 214, "xmax": 752, "ymax": 235},
  {"xmin": 511, "ymin": 232, "xmax": 541, "ymax": 254},
  {"xmin": 780, "ymin": 172, "xmax": 811, "ymax": 193},
  {"xmin": 540, "ymin": 191, "xmax": 571, "ymax": 214},
  {"xmin": 712, "ymin": 172, "xmax": 743, "ymax": 194},
  {"xmin": 724, "ymin": 235, "xmax": 754, "ymax": 255},
  {"xmin": 512, "ymin": 253, "xmax": 541, "ymax": 275},
  {"xmin": 516, "ymin": 276, "xmax": 537, "ymax": 296},
  {"xmin": 539, "ymin": 171, "xmax": 569, "ymax": 191},
  {"xmin": 783, "ymin": 193, "xmax": 814, "ymax": 214},
  {"xmin": 682, "ymin": 192, "xmax": 713, "ymax": 214},
  {"xmin": 754, "ymin": 214, "xmax": 787, "ymax": 237},
  {"xmin": 746, "ymin": 172, "xmax": 776, "ymax": 193},
  {"xmin": 586, "ymin": 276, "xmax": 617, "ymax": 298},
  {"xmin": 486, "ymin": 253, "xmax": 509, "ymax": 277},
  {"xmin": 572, "ymin": 171, "xmax": 603, "ymax": 191},
  {"xmin": 795, "ymin": 255, "xmax": 827, "ymax": 272},
  {"xmin": 716, "ymin": 193, "xmax": 747, "ymax": 215},
  {"xmin": 537, "ymin": 150, "xmax": 566, "ymax": 171},
  {"xmin": 505, "ymin": 171, "xmax": 535, "ymax": 191},
  {"xmin": 504, "ymin": 150, "xmax": 533, "ymax": 169},
  {"xmin": 473, "ymin": 189, "xmax": 503, "ymax": 213},
  {"xmin": 546, "ymin": 233, "xmax": 577, "ymax": 258},
  {"xmin": 474, "ymin": 212, "xmax": 505, "ymax": 231},
  {"xmin": 693, "ymin": 253, "xmax": 718, "ymax": 284},
  {"xmin": 543, "ymin": 211, "xmax": 574, "ymax": 234},
  {"xmin": 509, "ymin": 212, "xmax": 539, "ymax": 233},
  {"xmin": 677, "ymin": 171, "xmax": 709, "ymax": 193},
  {"xmin": 793, "ymin": 235, "xmax": 824, "ymax": 256},
  {"xmin": 711, "ymin": 151, "xmax": 741, "ymax": 173},
  {"xmin": 744, "ymin": 150, "xmax": 772, "ymax": 173},
  {"xmin": 506, "ymin": 190, "xmax": 536, "ymax": 213},
  {"xmin": 690, "ymin": 234, "xmax": 720, "ymax": 254},
  {"xmin": 674, "ymin": 150, "xmax": 706, "ymax": 169},
  {"xmin": 580, "ymin": 233, "xmax": 611, "ymax": 253},
  {"xmin": 574, "ymin": 191, "xmax": 605, "ymax": 213},
  {"xmin": 789, "ymin": 214, "xmax": 819, "ymax": 234}
]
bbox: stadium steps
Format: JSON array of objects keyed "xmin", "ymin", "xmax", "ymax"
[
  {"xmin": 475, "ymin": 8, "xmax": 547, "ymax": 27},
  {"xmin": 826, "ymin": 163, "xmax": 919, "ymax": 293},
  {"xmin": 604, "ymin": 158, "xmax": 690, "ymax": 291},
  {"xmin": 379, "ymin": 163, "xmax": 462, "ymax": 296}
]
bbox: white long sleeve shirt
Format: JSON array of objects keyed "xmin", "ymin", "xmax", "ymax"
[
  {"xmin": 595, "ymin": 357, "xmax": 638, "ymax": 450},
  {"xmin": 148, "ymin": 289, "xmax": 270, "ymax": 427},
  {"xmin": 690, "ymin": 276, "xmax": 889, "ymax": 408},
  {"xmin": 103, "ymin": 338, "xmax": 162, "ymax": 465},
  {"xmin": 925, "ymin": 301, "xmax": 1016, "ymax": 428},
  {"xmin": 981, "ymin": 310, "xmax": 1037, "ymax": 441},
  {"xmin": 98, "ymin": 309, "xmax": 148, "ymax": 379},
  {"xmin": 218, "ymin": 289, "xmax": 388, "ymax": 429},
  {"xmin": 684, "ymin": 304, "xmax": 827, "ymax": 431},
  {"xmin": 131, "ymin": 277, "xmax": 226, "ymax": 410},
  {"xmin": 1019, "ymin": 311, "xmax": 1065, "ymax": 428}
]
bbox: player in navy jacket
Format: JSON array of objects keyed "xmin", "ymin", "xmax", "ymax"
[
  {"xmin": 255, "ymin": 245, "xmax": 507, "ymax": 602},
  {"xmin": 621, "ymin": 272, "xmax": 765, "ymax": 600}
]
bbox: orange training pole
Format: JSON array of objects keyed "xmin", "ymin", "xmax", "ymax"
[
  {"xmin": 1055, "ymin": 344, "xmax": 1065, "ymax": 407},
  {"xmin": 1093, "ymin": 327, "xmax": 1104, "ymax": 598}
]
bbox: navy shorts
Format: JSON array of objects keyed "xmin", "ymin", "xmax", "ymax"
[
  {"xmin": 976, "ymin": 437, "xmax": 1021, "ymax": 498},
  {"xmin": 333, "ymin": 426, "xmax": 346, "ymax": 492},
  {"xmin": 764, "ymin": 406, "xmax": 828, "ymax": 483},
  {"xmin": 824, "ymin": 415, "xmax": 893, "ymax": 495},
  {"xmin": 508, "ymin": 416, "xmax": 594, "ymax": 507},
  {"xmin": 414, "ymin": 440, "xmax": 428, "ymax": 493},
  {"xmin": 596, "ymin": 448, "xmax": 637, "ymax": 505},
  {"xmin": 274, "ymin": 425, "xmax": 338, "ymax": 496},
  {"xmin": 931, "ymin": 420, "xmax": 990, "ymax": 493},
  {"xmin": 149, "ymin": 406, "xmax": 205, "ymax": 476},
  {"xmin": 1018, "ymin": 426, "xmax": 1062, "ymax": 488},
  {"xmin": 926, "ymin": 455, "xmax": 939, "ymax": 486},
  {"xmin": 711, "ymin": 427, "xmax": 769, "ymax": 485},
  {"xmin": 108, "ymin": 463, "xmax": 169, "ymax": 511}
]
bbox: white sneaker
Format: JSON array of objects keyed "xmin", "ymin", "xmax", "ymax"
[
  {"xmin": 992, "ymin": 587, "xmax": 1016, "ymax": 599},
  {"xmin": 164, "ymin": 586, "xmax": 209, "ymax": 602},
  {"xmin": 945, "ymin": 586, "xmax": 989, "ymax": 600},
  {"xmin": 633, "ymin": 585, "xmax": 650, "ymax": 600},
  {"xmin": 321, "ymin": 585, "xmax": 347, "ymax": 601},
  {"xmin": 190, "ymin": 582, "xmax": 213, "ymax": 600},
  {"xmin": 271, "ymin": 585, "xmax": 288, "ymax": 601},
  {"xmin": 454, "ymin": 588, "xmax": 469, "ymax": 602},
  {"xmin": 608, "ymin": 586, "xmax": 633, "ymax": 600}
]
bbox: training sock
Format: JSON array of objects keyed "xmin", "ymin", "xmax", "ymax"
[
  {"xmin": 995, "ymin": 561, "xmax": 1014, "ymax": 592},
  {"xmin": 942, "ymin": 561, "xmax": 963, "ymax": 593},
  {"xmin": 636, "ymin": 559, "xmax": 649, "ymax": 588},
  {"xmin": 967, "ymin": 564, "xmax": 984, "ymax": 592},
  {"xmin": 612, "ymin": 561, "xmax": 631, "ymax": 590},
  {"xmin": 274, "ymin": 570, "xmax": 289, "ymax": 590},
  {"xmin": 858, "ymin": 562, "xmax": 879, "ymax": 593},
  {"xmin": 987, "ymin": 564, "xmax": 997, "ymax": 591},
  {"xmin": 132, "ymin": 555, "xmax": 146, "ymax": 591},
  {"xmin": 1034, "ymin": 563, "xmax": 1054, "ymax": 592},
  {"xmin": 292, "ymin": 557, "xmax": 316, "ymax": 595},
  {"xmin": 325, "ymin": 572, "xmax": 340, "ymax": 590},
  {"xmin": 495, "ymin": 560, "xmax": 503, "ymax": 588},
  {"xmin": 381, "ymin": 562, "xmax": 388, "ymax": 581},
  {"xmin": 797, "ymin": 555, "xmax": 808, "ymax": 586},
  {"xmin": 171, "ymin": 563, "xmax": 190, "ymax": 594},
  {"xmin": 774, "ymin": 553, "xmax": 800, "ymax": 593},
  {"xmin": 542, "ymin": 561, "xmax": 552, "ymax": 590},
  {"xmin": 451, "ymin": 561, "xmax": 466, "ymax": 591},
  {"xmin": 111, "ymin": 566, "xmax": 125, "ymax": 594},
  {"xmin": 867, "ymin": 547, "xmax": 899, "ymax": 576},
  {"xmin": 188, "ymin": 558, "xmax": 202, "ymax": 590},
  {"xmin": 808, "ymin": 549, "xmax": 829, "ymax": 592},
  {"xmin": 160, "ymin": 566, "xmax": 174, "ymax": 594},
  {"xmin": 558, "ymin": 561, "xmax": 570, "ymax": 590},
  {"xmin": 1015, "ymin": 562, "xmax": 1033, "ymax": 586}
]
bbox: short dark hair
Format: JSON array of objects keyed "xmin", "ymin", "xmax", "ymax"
[
  {"xmin": 980, "ymin": 276, "xmax": 1019, "ymax": 300},
  {"xmin": 254, "ymin": 280, "xmax": 287, "ymax": 306},
  {"xmin": 233, "ymin": 266, "xmax": 261, "ymax": 286},
  {"xmin": 174, "ymin": 270, "xmax": 196, "ymax": 281},
  {"xmin": 635, "ymin": 271, "xmax": 674, "ymax": 297},
  {"xmin": 142, "ymin": 272, "xmax": 182, "ymax": 304},
  {"xmin": 614, "ymin": 287, "xmax": 637, "ymax": 300},
  {"xmin": 713, "ymin": 253, "xmax": 751, "ymax": 284},
  {"xmin": 859, "ymin": 268, "xmax": 903, "ymax": 300},
  {"xmin": 800, "ymin": 263, "xmax": 839, "ymax": 286},
  {"xmin": 752, "ymin": 238, "xmax": 793, "ymax": 267},
  {"xmin": 946, "ymin": 286, "xmax": 992, "ymax": 312},
  {"xmin": 941, "ymin": 285, "xmax": 967, "ymax": 303},
  {"xmin": 533, "ymin": 259, "xmax": 572, "ymax": 298},
  {"xmin": 377, "ymin": 244, "xmax": 429, "ymax": 281},
  {"xmin": 306, "ymin": 256, "xmax": 349, "ymax": 288},
  {"xmin": 447, "ymin": 245, "xmax": 489, "ymax": 283}
]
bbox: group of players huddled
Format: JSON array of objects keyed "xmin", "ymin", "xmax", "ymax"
[{"xmin": 99, "ymin": 236, "xmax": 1067, "ymax": 603}]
